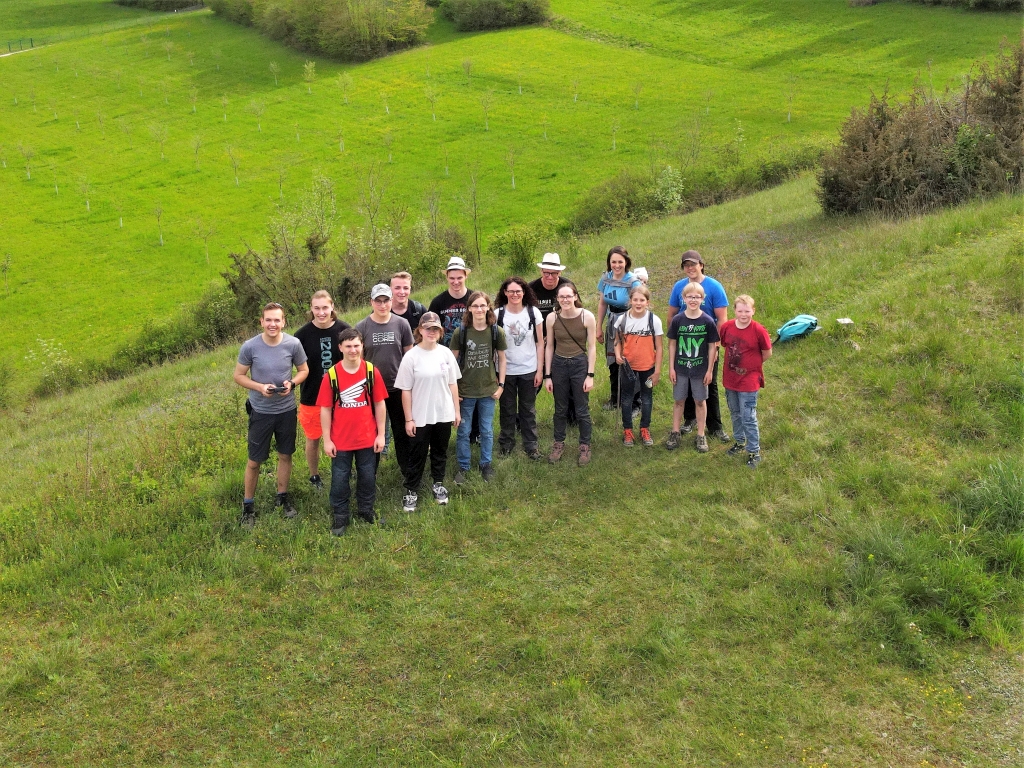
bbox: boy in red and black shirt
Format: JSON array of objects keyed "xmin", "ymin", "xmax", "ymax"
[
  {"xmin": 317, "ymin": 328, "xmax": 388, "ymax": 535},
  {"xmin": 718, "ymin": 294, "xmax": 772, "ymax": 467}
]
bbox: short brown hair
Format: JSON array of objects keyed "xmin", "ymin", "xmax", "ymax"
[
  {"xmin": 262, "ymin": 302, "xmax": 285, "ymax": 317},
  {"xmin": 390, "ymin": 271, "xmax": 412, "ymax": 284}
]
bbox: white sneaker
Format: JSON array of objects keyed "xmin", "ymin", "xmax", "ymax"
[
  {"xmin": 432, "ymin": 482, "xmax": 449, "ymax": 505},
  {"xmin": 402, "ymin": 492, "xmax": 418, "ymax": 512}
]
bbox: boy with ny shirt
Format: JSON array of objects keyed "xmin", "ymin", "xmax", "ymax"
[
  {"xmin": 719, "ymin": 294, "xmax": 772, "ymax": 468},
  {"xmin": 293, "ymin": 290, "xmax": 351, "ymax": 490},
  {"xmin": 317, "ymin": 328, "xmax": 388, "ymax": 536},
  {"xmin": 233, "ymin": 302, "xmax": 309, "ymax": 529},
  {"xmin": 666, "ymin": 282, "xmax": 719, "ymax": 453},
  {"xmin": 355, "ymin": 284, "xmax": 414, "ymax": 480}
]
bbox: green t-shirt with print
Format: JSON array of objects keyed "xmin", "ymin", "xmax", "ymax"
[{"xmin": 450, "ymin": 325, "xmax": 508, "ymax": 398}]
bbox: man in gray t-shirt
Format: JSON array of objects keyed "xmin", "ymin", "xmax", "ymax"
[
  {"xmin": 233, "ymin": 303, "xmax": 309, "ymax": 528},
  {"xmin": 355, "ymin": 284, "xmax": 415, "ymax": 481}
]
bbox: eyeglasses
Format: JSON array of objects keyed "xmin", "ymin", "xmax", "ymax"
[
  {"xmin": 505, "ymin": 289, "xmax": 524, "ymax": 295},
  {"xmin": 557, "ymin": 294, "xmax": 576, "ymax": 301},
  {"xmin": 684, "ymin": 294, "xmax": 703, "ymax": 300},
  {"xmin": 470, "ymin": 304, "xmax": 489, "ymax": 310}
]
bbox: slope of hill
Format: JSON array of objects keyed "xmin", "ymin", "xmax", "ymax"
[
  {"xmin": 0, "ymin": 1, "xmax": 1018, "ymax": 382},
  {"xmin": 1, "ymin": 176, "xmax": 1020, "ymax": 765}
]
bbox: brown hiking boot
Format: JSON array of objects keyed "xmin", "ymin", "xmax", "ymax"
[
  {"xmin": 578, "ymin": 444, "xmax": 592, "ymax": 466},
  {"xmin": 548, "ymin": 441, "xmax": 565, "ymax": 463}
]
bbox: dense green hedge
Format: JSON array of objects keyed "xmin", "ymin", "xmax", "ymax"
[
  {"xmin": 114, "ymin": 0, "xmax": 204, "ymax": 10},
  {"xmin": 207, "ymin": 0, "xmax": 432, "ymax": 61},
  {"xmin": 439, "ymin": 0, "xmax": 548, "ymax": 31}
]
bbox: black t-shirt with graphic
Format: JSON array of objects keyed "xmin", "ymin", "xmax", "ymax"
[
  {"xmin": 294, "ymin": 319, "xmax": 351, "ymax": 406},
  {"xmin": 668, "ymin": 311, "xmax": 720, "ymax": 379},
  {"xmin": 393, "ymin": 299, "xmax": 425, "ymax": 333},
  {"xmin": 528, "ymin": 276, "xmax": 569, "ymax": 322},
  {"xmin": 428, "ymin": 290, "xmax": 469, "ymax": 347}
]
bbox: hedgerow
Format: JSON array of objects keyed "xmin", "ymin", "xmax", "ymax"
[{"xmin": 439, "ymin": 0, "xmax": 549, "ymax": 31}]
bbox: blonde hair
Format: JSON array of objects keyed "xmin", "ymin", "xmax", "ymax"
[
  {"xmin": 629, "ymin": 284, "xmax": 652, "ymax": 302},
  {"xmin": 390, "ymin": 271, "xmax": 413, "ymax": 284},
  {"xmin": 682, "ymin": 282, "xmax": 706, "ymax": 298},
  {"xmin": 306, "ymin": 290, "xmax": 338, "ymax": 321},
  {"xmin": 734, "ymin": 294, "xmax": 755, "ymax": 309}
]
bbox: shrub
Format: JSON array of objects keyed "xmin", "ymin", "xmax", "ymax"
[
  {"xmin": 488, "ymin": 221, "xmax": 552, "ymax": 275},
  {"xmin": 817, "ymin": 41, "xmax": 1022, "ymax": 215},
  {"xmin": 564, "ymin": 169, "xmax": 661, "ymax": 234},
  {"xmin": 208, "ymin": 0, "xmax": 432, "ymax": 61},
  {"xmin": 115, "ymin": 0, "xmax": 204, "ymax": 10},
  {"xmin": 903, "ymin": 0, "xmax": 1021, "ymax": 9},
  {"xmin": 439, "ymin": 0, "xmax": 549, "ymax": 31}
]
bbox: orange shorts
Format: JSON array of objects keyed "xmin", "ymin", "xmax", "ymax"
[{"xmin": 298, "ymin": 403, "xmax": 323, "ymax": 440}]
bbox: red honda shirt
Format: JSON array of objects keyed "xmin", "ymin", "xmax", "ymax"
[{"xmin": 315, "ymin": 362, "xmax": 387, "ymax": 450}]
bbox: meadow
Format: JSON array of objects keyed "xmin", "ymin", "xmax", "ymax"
[
  {"xmin": 0, "ymin": 0, "xmax": 1018, "ymax": 389},
  {"xmin": 0, "ymin": 175, "xmax": 1021, "ymax": 765}
]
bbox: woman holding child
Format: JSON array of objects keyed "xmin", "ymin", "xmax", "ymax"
[
  {"xmin": 544, "ymin": 281, "xmax": 598, "ymax": 467},
  {"xmin": 596, "ymin": 246, "xmax": 644, "ymax": 410}
]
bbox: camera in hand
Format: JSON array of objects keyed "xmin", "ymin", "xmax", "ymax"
[{"xmin": 267, "ymin": 384, "xmax": 289, "ymax": 394}]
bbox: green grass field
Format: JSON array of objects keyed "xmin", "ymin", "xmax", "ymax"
[
  {"xmin": 1, "ymin": 175, "xmax": 1021, "ymax": 765},
  {"xmin": 0, "ymin": 0, "xmax": 1018, "ymax": 387}
]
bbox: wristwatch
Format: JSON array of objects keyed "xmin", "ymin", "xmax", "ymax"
[{"xmin": 586, "ymin": 372, "xmax": 595, "ymax": 378}]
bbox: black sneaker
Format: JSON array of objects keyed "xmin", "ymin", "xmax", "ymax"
[
  {"xmin": 276, "ymin": 493, "xmax": 298, "ymax": 519},
  {"xmin": 359, "ymin": 511, "xmax": 385, "ymax": 526},
  {"xmin": 498, "ymin": 445, "xmax": 514, "ymax": 457},
  {"xmin": 681, "ymin": 419, "xmax": 696, "ymax": 434},
  {"xmin": 309, "ymin": 474, "xmax": 324, "ymax": 490},
  {"xmin": 727, "ymin": 441, "xmax": 747, "ymax": 456},
  {"xmin": 747, "ymin": 451, "xmax": 762, "ymax": 468},
  {"xmin": 481, "ymin": 464, "xmax": 495, "ymax": 482},
  {"xmin": 240, "ymin": 503, "xmax": 257, "ymax": 530},
  {"xmin": 712, "ymin": 428, "xmax": 731, "ymax": 443}
]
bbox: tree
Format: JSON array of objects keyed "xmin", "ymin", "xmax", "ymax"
[
  {"xmin": 138, "ymin": 76, "xmax": 145, "ymax": 97},
  {"xmin": 1, "ymin": 254, "xmax": 10, "ymax": 297},
  {"xmin": 52, "ymin": 166, "xmax": 58, "ymax": 195},
  {"xmin": 442, "ymin": 144, "xmax": 450, "ymax": 177},
  {"xmin": 79, "ymin": 176, "xmax": 91, "ymax": 212},
  {"xmin": 191, "ymin": 134, "xmax": 202, "ymax": 170},
  {"xmin": 540, "ymin": 114, "xmax": 549, "ymax": 140},
  {"xmin": 381, "ymin": 90, "xmax": 390, "ymax": 115},
  {"xmin": 357, "ymin": 161, "xmax": 388, "ymax": 250},
  {"xmin": 113, "ymin": 198, "xmax": 124, "ymax": 229},
  {"xmin": 150, "ymin": 123, "xmax": 168, "ymax": 159},
  {"xmin": 113, "ymin": 69, "xmax": 123, "ymax": 91},
  {"xmin": 463, "ymin": 169, "xmax": 481, "ymax": 263},
  {"xmin": 338, "ymin": 73, "xmax": 353, "ymax": 104},
  {"xmin": 247, "ymin": 100, "xmax": 265, "ymax": 132},
  {"xmin": 572, "ymin": 78, "xmax": 579, "ymax": 103},
  {"xmin": 194, "ymin": 217, "xmax": 217, "ymax": 264},
  {"xmin": 0, "ymin": 145, "xmax": 6, "ymax": 168},
  {"xmin": 19, "ymin": 144, "xmax": 34, "ymax": 179},
  {"xmin": 704, "ymin": 89, "xmax": 714, "ymax": 115},
  {"xmin": 481, "ymin": 91, "xmax": 493, "ymax": 131},
  {"xmin": 303, "ymin": 61, "xmax": 316, "ymax": 94},
  {"xmin": 29, "ymin": 89, "xmax": 36, "ymax": 113},
  {"xmin": 611, "ymin": 120, "xmax": 619, "ymax": 151},
  {"xmin": 163, "ymin": 41, "xmax": 174, "ymax": 61},
  {"xmin": 154, "ymin": 204, "xmax": 164, "ymax": 246},
  {"xmin": 382, "ymin": 129, "xmax": 394, "ymax": 163},
  {"xmin": 226, "ymin": 145, "xmax": 240, "ymax": 186},
  {"xmin": 786, "ymin": 74, "xmax": 797, "ymax": 123},
  {"xmin": 462, "ymin": 58, "xmax": 472, "ymax": 84},
  {"xmin": 517, "ymin": 71, "xmax": 523, "ymax": 95},
  {"xmin": 425, "ymin": 85, "xmax": 438, "ymax": 121},
  {"xmin": 97, "ymin": 111, "xmax": 105, "ymax": 134},
  {"xmin": 187, "ymin": 50, "xmax": 195, "ymax": 66},
  {"xmin": 270, "ymin": 61, "xmax": 280, "ymax": 86},
  {"xmin": 294, "ymin": 122, "xmax": 300, "ymax": 143},
  {"xmin": 118, "ymin": 117, "xmax": 133, "ymax": 149},
  {"xmin": 506, "ymin": 147, "xmax": 517, "ymax": 189},
  {"xmin": 633, "ymin": 81, "xmax": 643, "ymax": 110},
  {"xmin": 220, "ymin": 94, "xmax": 228, "ymax": 122},
  {"xmin": 337, "ymin": 128, "xmax": 345, "ymax": 153},
  {"xmin": 189, "ymin": 86, "xmax": 199, "ymax": 114}
]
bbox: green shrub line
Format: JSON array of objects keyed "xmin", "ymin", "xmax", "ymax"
[
  {"xmin": 114, "ymin": 0, "xmax": 205, "ymax": 11},
  {"xmin": 437, "ymin": 0, "xmax": 549, "ymax": 32}
]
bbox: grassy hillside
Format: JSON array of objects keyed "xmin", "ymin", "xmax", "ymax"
[
  {"xmin": 1, "ymin": 176, "xmax": 1020, "ymax": 765},
  {"xmin": 0, "ymin": 1, "xmax": 1018, "ymax": 383}
]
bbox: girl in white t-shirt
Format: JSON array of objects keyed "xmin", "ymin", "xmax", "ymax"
[
  {"xmin": 494, "ymin": 277, "xmax": 544, "ymax": 460},
  {"xmin": 393, "ymin": 312, "xmax": 462, "ymax": 512}
]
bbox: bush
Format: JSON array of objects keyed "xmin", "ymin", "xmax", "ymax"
[
  {"xmin": 439, "ymin": 0, "xmax": 548, "ymax": 31},
  {"xmin": 817, "ymin": 41, "xmax": 1022, "ymax": 215},
  {"xmin": 207, "ymin": 0, "xmax": 432, "ymax": 61},
  {"xmin": 564, "ymin": 169, "xmax": 661, "ymax": 234},
  {"xmin": 488, "ymin": 221, "xmax": 552, "ymax": 275},
  {"xmin": 115, "ymin": 0, "xmax": 204, "ymax": 10},
  {"xmin": 903, "ymin": 0, "xmax": 1021, "ymax": 9}
]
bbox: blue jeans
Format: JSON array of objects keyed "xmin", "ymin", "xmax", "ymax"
[
  {"xmin": 330, "ymin": 447, "xmax": 378, "ymax": 524},
  {"xmin": 457, "ymin": 397, "xmax": 495, "ymax": 470},
  {"xmin": 725, "ymin": 389, "xmax": 760, "ymax": 454}
]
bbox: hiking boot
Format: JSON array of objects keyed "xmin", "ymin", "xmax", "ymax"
[
  {"xmin": 358, "ymin": 511, "xmax": 381, "ymax": 525},
  {"xmin": 666, "ymin": 431, "xmax": 681, "ymax": 450},
  {"xmin": 695, "ymin": 434, "xmax": 709, "ymax": 453},
  {"xmin": 309, "ymin": 474, "xmax": 324, "ymax": 490},
  {"xmin": 726, "ymin": 441, "xmax": 747, "ymax": 456},
  {"xmin": 498, "ymin": 444, "xmax": 514, "ymax": 457},
  {"xmin": 331, "ymin": 510, "xmax": 349, "ymax": 537},
  {"xmin": 712, "ymin": 428, "xmax": 731, "ymax": 443},
  {"xmin": 681, "ymin": 419, "xmax": 696, "ymax": 434},
  {"xmin": 432, "ymin": 482, "xmax": 449, "ymax": 505},
  {"xmin": 622, "ymin": 428, "xmax": 635, "ymax": 447},
  {"xmin": 454, "ymin": 469, "xmax": 468, "ymax": 486},
  {"xmin": 402, "ymin": 492, "xmax": 419, "ymax": 512},
  {"xmin": 602, "ymin": 400, "xmax": 618, "ymax": 411},
  {"xmin": 481, "ymin": 463, "xmax": 495, "ymax": 482},
  {"xmin": 578, "ymin": 444, "xmax": 592, "ymax": 467},
  {"xmin": 526, "ymin": 448, "xmax": 543, "ymax": 461},
  {"xmin": 548, "ymin": 441, "xmax": 565, "ymax": 463},
  {"xmin": 276, "ymin": 493, "xmax": 298, "ymax": 519},
  {"xmin": 240, "ymin": 503, "xmax": 257, "ymax": 530},
  {"xmin": 330, "ymin": 524, "xmax": 348, "ymax": 537},
  {"xmin": 746, "ymin": 451, "xmax": 762, "ymax": 468},
  {"xmin": 640, "ymin": 427, "xmax": 654, "ymax": 447}
]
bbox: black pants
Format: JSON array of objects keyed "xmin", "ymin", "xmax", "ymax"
[
  {"xmin": 552, "ymin": 354, "xmax": 592, "ymax": 445},
  {"xmin": 683, "ymin": 357, "xmax": 723, "ymax": 431},
  {"xmin": 499, "ymin": 373, "xmax": 539, "ymax": 453},
  {"xmin": 381, "ymin": 389, "xmax": 411, "ymax": 482},
  {"xmin": 405, "ymin": 421, "xmax": 452, "ymax": 491}
]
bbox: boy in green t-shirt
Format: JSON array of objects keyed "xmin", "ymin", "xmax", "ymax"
[{"xmin": 451, "ymin": 291, "xmax": 507, "ymax": 484}]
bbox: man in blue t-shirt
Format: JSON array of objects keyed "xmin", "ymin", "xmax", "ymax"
[{"xmin": 666, "ymin": 250, "xmax": 730, "ymax": 442}]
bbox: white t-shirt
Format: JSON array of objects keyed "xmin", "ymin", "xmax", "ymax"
[
  {"xmin": 497, "ymin": 306, "xmax": 542, "ymax": 376},
  {"xmin": 616, "ymin": 310, "xmax": 663, "ymax": 337},
  {"xmin": 393, "ymin": 344, "xmax": 461, "ymax": 427}
]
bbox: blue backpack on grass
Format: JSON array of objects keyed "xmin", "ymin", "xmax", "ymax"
[{"xmin": 775, "ymin": 314, "xmax": 818, "ymax": 343}]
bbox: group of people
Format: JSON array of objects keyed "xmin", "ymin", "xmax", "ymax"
[{"xmin": 233, "ymin": 248, "xmax": 772, "ymax": 535}]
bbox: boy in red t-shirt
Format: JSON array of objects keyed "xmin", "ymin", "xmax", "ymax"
[
  {"xmin": 317, "ymin": 328, "xmax": 387, "ymax": 535},
  {"xmin": 718, "ymin": 294, "xmax": 772, "ymax": 467}
]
